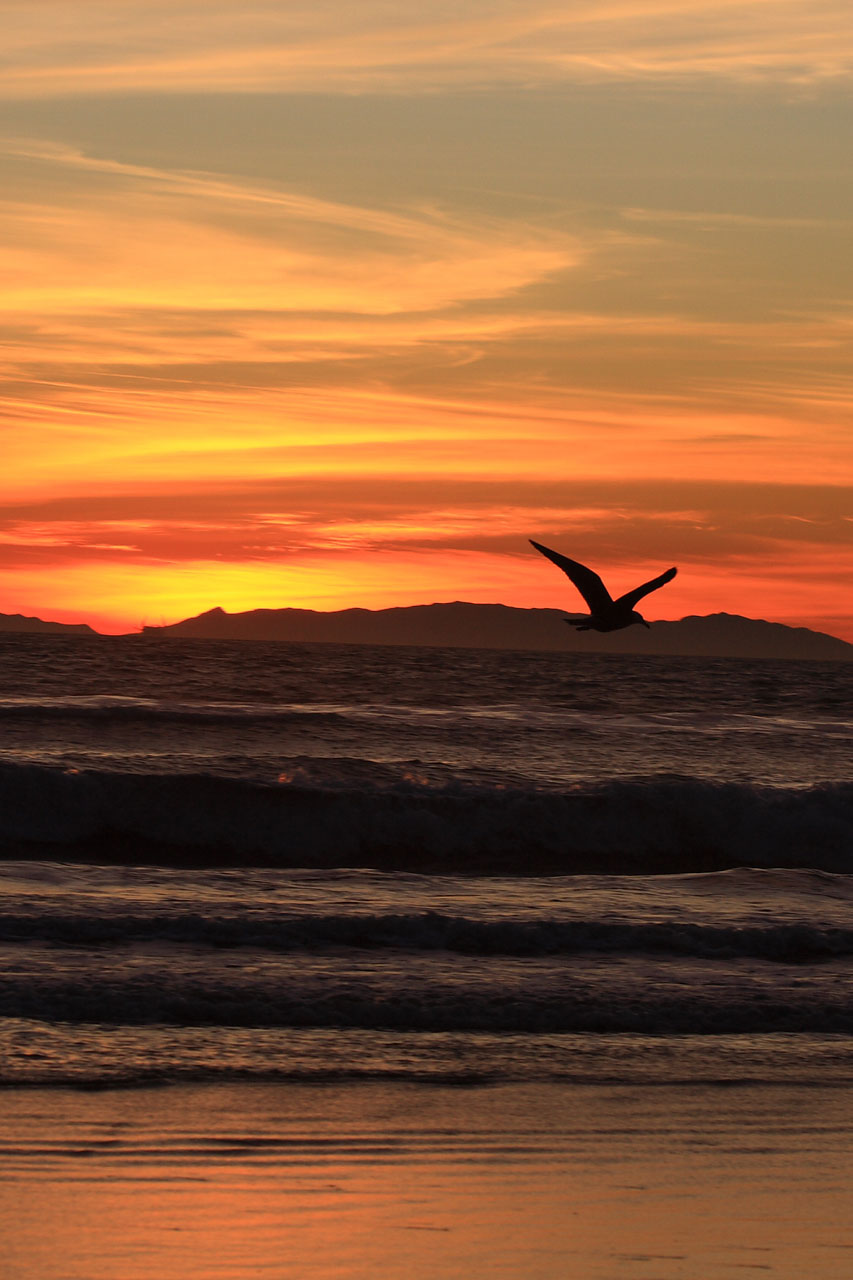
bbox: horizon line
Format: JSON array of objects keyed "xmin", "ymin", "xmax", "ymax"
[{"xmin": 2, "ymin": 600, "xmax": 851, "ymax": 649}]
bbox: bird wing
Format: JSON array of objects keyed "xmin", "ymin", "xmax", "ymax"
[
  {"xmin": 615, "ymin": 566, "xmax": 677, "ymax": 611},
  {"xmin": 529, "ymin": 541, "xmax": 613, "ymax": 612}
]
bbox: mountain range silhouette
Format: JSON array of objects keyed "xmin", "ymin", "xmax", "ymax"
[{"xmin": 2, "ymin": 603, "xmax": 851, "ymax": 660}]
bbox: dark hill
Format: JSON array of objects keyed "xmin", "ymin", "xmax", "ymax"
[
  {"xmin": 0, "ymin": 612, "xmax": 97, "ymax": 636},
  {"xmin": 140, "ymin": 603, "xmax": 853, "ymax": 661}
]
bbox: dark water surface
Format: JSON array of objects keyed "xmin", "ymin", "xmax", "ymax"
[{"xmin": 0, "ymin": 634, "xmax": 850, "ymax": 1086}]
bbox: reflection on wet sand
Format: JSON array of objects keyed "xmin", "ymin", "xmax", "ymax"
[{"xmin": 2, "ymin": 1082, "xmax": 852, "ymax": 1279}]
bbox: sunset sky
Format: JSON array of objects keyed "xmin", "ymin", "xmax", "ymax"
[{"xmin": 2, "ymin": 1, "xmax": 852, "ymax": 637}]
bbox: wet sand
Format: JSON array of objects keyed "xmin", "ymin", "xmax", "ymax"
[{"xmin": 2, "ymin": 1081, "xmax": 852, "ymax": 1279}]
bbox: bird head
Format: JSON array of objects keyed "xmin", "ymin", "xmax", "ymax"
[{"xmin": 630, "ymin": 611, "xmax": 650, "ymax": 629}]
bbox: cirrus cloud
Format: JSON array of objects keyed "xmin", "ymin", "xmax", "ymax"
[{"xmin": 2, "ymin": 0, "xmax": 853, "ymax": 98}]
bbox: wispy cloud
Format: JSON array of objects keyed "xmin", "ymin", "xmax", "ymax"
[
  {"xmin": 2, "ymin": 0, "xmax": 852, "ymax": 98},
  {"xmin": 3, "ymin": 139, "xmax": 852, "ymax": 432},
  {"xmin": 1, "ymin": 475, "xmax": 850, "ymax": 633},
  {"xmin": 0, "ymin": 142, "xmax": 577, "ymax": 316},
  {"xmin": 2, "ymin": 8, "xmax": 851, "ymax": 637}
]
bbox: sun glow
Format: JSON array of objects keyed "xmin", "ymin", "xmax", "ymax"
[{"xmin": 1, "ymin": 2, "xmax": 851, "ymax": 640}]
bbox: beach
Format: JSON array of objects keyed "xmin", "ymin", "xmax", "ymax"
[{"xmin": 3, "ymin": 1080, "xmax": 853, "ymax": 1279}]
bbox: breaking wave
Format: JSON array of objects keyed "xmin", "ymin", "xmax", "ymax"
[
  {"xmin": 2, "ymin": 970, "xmax": 851, "ymax": 1035},
  {"xmin": 1, "ymin": 908, "xmax": 851, "ymax": 962},
  {"xmin": 0, "ymin": 760, "xmax": 850, "ymax": 873}
]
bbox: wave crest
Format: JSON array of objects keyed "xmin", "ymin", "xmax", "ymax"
[{"xmin": 0, "ymin": 761, "xmax": 850, "ymax": 873}]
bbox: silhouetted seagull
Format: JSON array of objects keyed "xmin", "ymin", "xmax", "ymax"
[{"xmin": 530, "ymin": 541, "xmax": 677, "ymax": 632}]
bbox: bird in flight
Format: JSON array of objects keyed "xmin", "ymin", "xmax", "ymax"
[{"xmin": 530, "ymin": 541, "xmax": 677, "ymax": 632}]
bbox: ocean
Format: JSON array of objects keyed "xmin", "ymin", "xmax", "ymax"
[{"xmin": 0, "ymin": 632, "xmax": 851, "ymax": 1091}]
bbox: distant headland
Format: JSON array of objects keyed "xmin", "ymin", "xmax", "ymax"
[
  {"xmin": 0, "ymin": 612, "xmax": 97, "ymax": 636},
  {"xmin": 4, "ymin": 603, "xmax": 848, "ymax": 661}
]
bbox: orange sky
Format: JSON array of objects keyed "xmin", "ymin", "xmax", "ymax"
[{"xmin": 2, "ymin": 1, "xmax": 851, "ymax": 638}]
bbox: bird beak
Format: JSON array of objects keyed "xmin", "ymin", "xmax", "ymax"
[{"xmin": 642, "ymin": 621, "xmax": 651, "ymax": 629}]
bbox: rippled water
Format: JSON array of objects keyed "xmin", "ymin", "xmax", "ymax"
[{"xmin": 0, "ymin": 634, "xmax": 850, "ymax": 1086}]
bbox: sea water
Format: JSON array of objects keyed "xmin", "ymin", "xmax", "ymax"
[{"xmin": 0, "ymin": 633, "xmax": 851, "ymax": 1087}]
